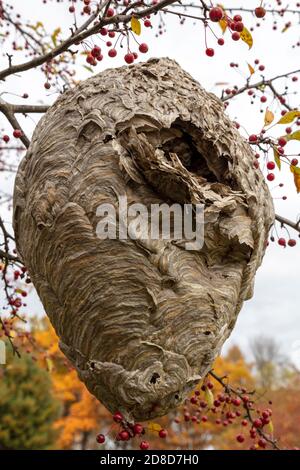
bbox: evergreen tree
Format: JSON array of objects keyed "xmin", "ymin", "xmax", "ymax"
[{"xmin": 0, "ymin": 343, "xmax": 60, "ymax": 450}]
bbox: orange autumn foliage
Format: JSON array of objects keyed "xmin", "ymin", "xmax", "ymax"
[{"xmin": 33, "ymin": 320, "xmax": 112, "ymax": 449}]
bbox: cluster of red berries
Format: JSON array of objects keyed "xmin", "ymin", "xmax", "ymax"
[
  {"xmin": 86, "ymin": 40, "xmax": 149, "ymax": 66},
  {"xmin": 206, "ymin": 7, "xmax": 248, "ymax": 57},
  {"xmin": 2, "ymin": 129, "xmax": 22, "ymax": 143},
  {"xmin": 95, "ymin": 410, "xmax": 168, "ymax": 450},
  {"xmin": 71, "ymin": 0, "xmax": 116, "ymax": 17},
  {"xmin": 275, "ymin": 237, "xmax": 297, "ymax": 247},
  {"xmin": 171, "ymin": 379, "xmax": 276, "ymax": 450}
]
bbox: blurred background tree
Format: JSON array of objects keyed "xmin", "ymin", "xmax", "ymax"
[
  {"xmin": 1, "ymin": 319, "xmax": 299, "ymax": 450},
  {"xmin": 0, "ymin": 339, "xmax": 60, "ymax": 450}
]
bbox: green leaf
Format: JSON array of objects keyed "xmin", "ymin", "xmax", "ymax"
[
  {"xmin": 83, "ymin": 65, "xmax": 94, "ymax": 73},
  {"xmin": 51, "ymin": 27, "xmax": 61, "ymax": 47}
]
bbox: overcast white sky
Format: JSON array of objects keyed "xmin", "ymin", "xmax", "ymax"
[{"xmin": 1, "ymin": 0, "xmax": 299, "ymax": 363}]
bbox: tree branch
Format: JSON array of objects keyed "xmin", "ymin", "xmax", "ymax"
[
  {"xmin": 0, "ymin": 0, "xmax": 179, "ymax": 82},
  {"xmin": 0, "ymin": 98, "xmax": 30, "ymax": 148},
  {"xmin": 209, "ymin": 370, "xmax": 281, "ymax": 450},
  {"xmin": 275, "ymin": 213, "xmax": 300, "ymax": 233},
  {"xmin": 222, "ymin": 69, "xmax": 300, "ymax": 110}
]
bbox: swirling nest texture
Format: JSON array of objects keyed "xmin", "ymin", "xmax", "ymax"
[{"xmin": 13, "ymin": 58, "xmax": 274, "ymax": 421}]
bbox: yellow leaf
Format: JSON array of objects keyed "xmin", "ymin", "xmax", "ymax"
[
  {"xmin": 282, "ymin": 23, "xmax": 291, "ymax": 33},
  {"xmin": 147, "ymin": 422, "xmax": 162, "ymax": 432},
  {"xmin": 131, "ymin": 16, "xmax": 141, "ymax": 35},
  {"xmin": 267, "ymin": 420, "xmax": 274, "ymax": 435},
  {"xmin": 290, "ymin": 165, "xmax": 300, "ymax": 193},
  {"xmin": 294, "ymin": 173, "xmax": 300, "ymax": 193},
  {"xmin": 264, "ymin": 108, "xmax": 274, "ymax": 126},
  {"xmin": 290, "ymin": 165, "xmax": 300, "ymax": 175},
  {"xmin": 240, "ymin": 27, "xmax": 253, "ymax": 49},
  {"xmin": 285, "ymin": 130, "xmax": 300, "ymax": 142},
  {"xmin": 46, "ymin": 357, "xmax": 54, "ymax": 373},
  {"xmin": 28, "ymin": 21, "xmax": 44, "ymax": 32},
  {"xmin": 273, "ymin": 148, "xmax": 281, "ymax": 170},
  {"xmin": 51, "ymin": 27, "xmax": 61, "ymax": 47},
  {"xmin": 219, "ymin": 18, "xmax": 228, "ymax": 34},
  {"xmin": 205, "ymin": 388, "xmax": 214, "ymax": 408},
  {"xmin": 217, "ymin": 4, "xmax": 227, "ymax": 33},
  {"xmin": 248, "ymin": 63, "xmax": 255, "ymax": 76},
  {"xmin": 277, "ymin": 110, "xmax": 300, "ymax": 125}
]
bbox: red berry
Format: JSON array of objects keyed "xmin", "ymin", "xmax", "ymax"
[
  {"xmin": 236, "ymin": 434, "xmax": 245, "ymax": 443},
  {"xmin": 249, "ymin": 134, "xmax": 258, "ymax": 142},
  {"xmin": 259, "ymin": 64, "xmax": 265, "ymax": 71},
  {"xmin": 233, "ymin": 15, "xmax": 242, "ymax": 22},
  {"xmin": 288, "ymin": 239, "xmax": 296, "ymax": 247},
  {"xmin": 218, "ymin": 38, "xmax": 225, "ymax": 46},
  {"xmin": 242, "ymin": 419, "xmax": 248, "ymax": 426},
  {"xmin": 124, "ymin": 53, "xmax": 134, "ymax": 64},
  {"xmin": 258, "ymin": 438, "xmax": 266, "ymax": 448},
  {"xmin": 267, "ymin": 161, "xmax": 275, "ymax": 170},
  {"xmin": 144, "ymin": 19, "xmax": 151, "ymax": 27},
  {"xmin": 133, "ymin": 423, "xmax": 144, "ymax": 435},
  {"xmin": 2, "ymin": 135, "xmax": 10, "ymax": 143},
  {"xmin": 209, "ymin": 7, "xmax": 224, "ymax": 22},
  {"xmin": 277, "ymin": 146, "xmax": 284, "ymax": 155},
  {"xmin": 233, "ymin": 398, "xmax": 241, "ymax": 406},
  {"xmin": 278, "ymin": 237, "xmax": 286, "ymax": 247},
  {"xmin": 13, "ymin": 129, "xmax": 22, "ymax": 138},
  {"xmin": 91, "ymin": 46, "xmax": 101, "ymax": 58},
  {"xmin": 267, "ymin": 173, "xmax": 275, "ymax": 181},
  {"xmin": 83, "ymin": 5, "xmax": 91, "ymax": 14},
  {"xmin": 140, "ymin": 440, "xmax": 150, "ymax": 450},
  {"xmin": 206, "ymin": 48, "xmax": 215, "ymax": 57},
  {"xmin": 158, "ymin": 429, "xmax": 167, "ymax": 438},
  {"xmin": 44, "ymin": 82, "xmax": 51, "ymax": 89},
  {"xmin": 291, "ymin": 158, "xmax": 298, "ymax": 166},
  {"xmin": 119, "ymin": 430, "xmax": 130, "ymax": 441},
  {"xmin": 86, "ymin": 54, "xmax": 96, "ymax": 65},
  {"xmin": 69, "ymin": 5, "xmax": 75, "ymax": 13},
  {"xmin": 278, "ymin": 137, "xmax": 287, "ymax": 147},
  {"xmin": 106, "ymin": 7, "xmax": 115, "ymax": 17},
  {"xmin": 139, "ymin": 43, "xmax": 149, "ymax": 53},
  {"xmin": 108, "ymin": 48, "xmax": 117, "ymax": 58},
  {"xmin": 100, "ymin": 27, "xmax": 108, "ymax": 36},
  {"xmin": 232, "ymin": 32, "xmax": 240, "ymax": 41},
  {"xmin": 234, "ymin": 22, "xmax": 244, "ymax": 32},
  {"xmin": 201, "ymin": 415, "xmax": 208, "ymax": 422},
  {"xmin": 113, "ymin": 411, "xmax": 123, "ymax": 423},
  {"xmin": 96, "ymin": 433, "xmax": 105, "ymax": 444},
  {"xmin": 255, "ymin": 7, "xmax": 266, "ymax": 18},
  {"xmin": 286, "ymin": 127, "xmax": 292, "ymax": 134},
  {"xmin": 260, "ymin": 96, "xmax": 267, "ymax": 103}
]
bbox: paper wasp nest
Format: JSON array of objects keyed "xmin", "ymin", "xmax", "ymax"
[{"xmin": 13, "ymin": 58, "xmax": 274, "ymax": 422}]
